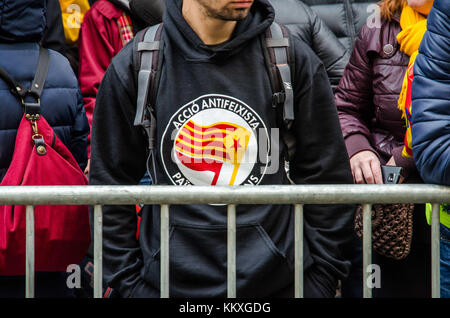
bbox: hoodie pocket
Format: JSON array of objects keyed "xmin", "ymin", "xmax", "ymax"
[{"xmin": 144, "ymin": 223, "xmax": 294, "ymax": 297}]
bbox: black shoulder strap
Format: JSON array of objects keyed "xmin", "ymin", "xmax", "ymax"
[
  {"xmin": 134, "ymin": 23, "xmax": 164, "ymax": 184},
  {"xmin": 25, "ymin": 47, "xmax": 50, "ymax": 120},
  {"xmin": 0, "ymin": 64, "xmax": 24, "ymax": 98},
  {"xmin": 262, "ymin": 22, "xmax": 296, "ymax": 161},
  {"xmin": 30, "ymin": 46, "xmax": 50, "ymax": 100},
  {"xmin": 0, "ymin": 46, "xmax": 50, "ymax": 120}
]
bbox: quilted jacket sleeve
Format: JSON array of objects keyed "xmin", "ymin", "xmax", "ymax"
[
  {"xmin": 334, "ymin": 25, "xmax": 376, "ymax": 160},
  {"xmin": 411, "ymin": 1, "xmax": 450, "ymax": 185}
]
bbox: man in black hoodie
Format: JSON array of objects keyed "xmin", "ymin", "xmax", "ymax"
[{"xmin": 90, "ymin": 0, "xmax": 354, "ymax": 298}]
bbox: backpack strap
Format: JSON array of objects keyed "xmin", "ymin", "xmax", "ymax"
[
  {"xmin": 265, "ymin": 23, "xmax": 295, "ymax": 125},
  {"xmin": 134, "ymin": 23, "xmax": 164, "ymax": 129},
  {"xmin": 262, "ymin": 22, "xmax": 297, "ymax": 162},
  {"xmin": 133, "ymin": 23, "xmax": 164, "ymax": 184}
]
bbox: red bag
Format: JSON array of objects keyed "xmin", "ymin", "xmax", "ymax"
[{"xmin": 0, "ymin": 115, "xmax": 91, "ymax": 275}]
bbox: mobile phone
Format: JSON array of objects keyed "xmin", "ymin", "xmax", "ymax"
[{"xmin": 381, "ymin": 165, "xmax": 403, "ymax": 184}]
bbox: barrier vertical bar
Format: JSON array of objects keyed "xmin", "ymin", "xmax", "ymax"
[
  {"xmin": 294, "ymin": 204, "xmax": 304, "ymax": 298},
  {"xmin": 25, "ymin": 205, "xmax": 35, "ymax": 298},
  {"xmin": 93, "ymin": 205, "xmax": 103, "ymax": 298},
  {"xmin": 160, "ymin": 204, "xmax": 170, "ymax": 298},
  {"xmin": 431, "ymin": 203, "xmax": 440, "ymax": 298},
  {"xmin": 227, "ymin": 204, "xmax": 236, "ymax": 298},
  {"xmin": 362, "ymin": 203, "xmax": 372, "ymax": 298}
]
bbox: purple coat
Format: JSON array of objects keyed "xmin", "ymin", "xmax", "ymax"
[{"xmin": 334, "ymin": 16, "xmax": 419, "ymax": 179}]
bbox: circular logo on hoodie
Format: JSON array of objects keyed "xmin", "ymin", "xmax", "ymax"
[{"xmin": 161, "ymin": 94, "xmax": 269, "ymax": 186}]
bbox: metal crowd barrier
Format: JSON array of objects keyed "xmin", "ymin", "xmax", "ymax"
[{"xmin": 0, "ymin": 184, "xmax": 448, "ymax": 299}]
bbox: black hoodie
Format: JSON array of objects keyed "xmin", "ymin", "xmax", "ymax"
[{"xmin": 90, "ymin": 0, "xmax": 354, "ymax": 298}]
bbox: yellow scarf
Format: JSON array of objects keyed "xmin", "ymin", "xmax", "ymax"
[{"xmin": 396, "ymin": 3, "xmax": 429, "ymax": 157}]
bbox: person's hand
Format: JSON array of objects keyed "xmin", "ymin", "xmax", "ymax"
[
  {"xmin": 84, "ymin": 159, "xmax": 90, "ymax": 176},
  {"xmin": 349, "ymin": 150, "xmax": 383, "ymax": 184}
]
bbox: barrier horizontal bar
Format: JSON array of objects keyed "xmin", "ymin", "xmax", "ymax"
[{"xmin": 0, "ymin": 184, "xmax": 448, "ymax": 205}]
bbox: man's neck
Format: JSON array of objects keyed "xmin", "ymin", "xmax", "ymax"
[{"xmin": 182, "ymin": 0, "xmax": 237, "ymax": 45}]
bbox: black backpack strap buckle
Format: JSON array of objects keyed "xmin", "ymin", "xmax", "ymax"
[{"xmin": 272, "ymin": 92, "xmax": 286, "ymax": 108}]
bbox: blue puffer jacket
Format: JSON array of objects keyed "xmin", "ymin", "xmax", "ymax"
[
  {"xmin": 411, "ymin": 0, "xmax": 450, "ymax": 186},
  {"xmin": 0, "ymin": 0, "xmax": 89, "ymax": 181}
]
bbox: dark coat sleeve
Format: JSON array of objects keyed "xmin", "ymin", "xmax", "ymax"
[
  {"xmin": 88, "ymin": 41, "xmax": 149, "ymax": 298},
  {"xmin": 42, "ymin": 0, "xmax": 67, "ymax": 56},
  {"xmin": 411, "ymin": 3, "xmax": 450, "ymax": 186},
  {"xmin": 289, "ymin": 37, "xmax": 355, "ymax": 291},
  {"xmin": 69, "ymin": 88, "xmax": 90, "ymax": 171}
]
